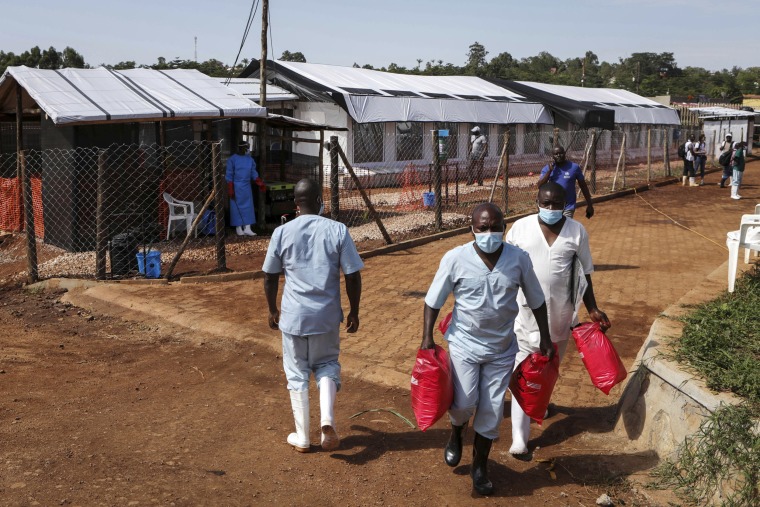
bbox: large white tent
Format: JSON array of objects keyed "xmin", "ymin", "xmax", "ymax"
[
  {"xmin": 497, "ymin": 81, "xmax": 681, "ymax": 126},
  {"xmin": 0, "ymin": 66, "xmax": 267, "ymax": 125},
  {"xmin": 244, "ymin": 60, "xmax": 553, "ymax": 125}
]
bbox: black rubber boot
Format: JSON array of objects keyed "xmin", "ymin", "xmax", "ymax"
[
  {"xmin": 444, "ymin": 423, "xmax": 467, "ymax": 467},
  {"xmin": 471, "ymin": 432, "xmax": 494, "ymax": 496}
]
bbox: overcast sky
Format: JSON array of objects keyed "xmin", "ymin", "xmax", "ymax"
[{"xmin": 2, "ymin": 0, "xmax": 754, "ymax": 72}]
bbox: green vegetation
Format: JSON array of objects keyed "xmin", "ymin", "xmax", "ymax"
[
  {"xmin": 651, "ymin": 267, "xmax": 759, "ymax": 506},
  {"xmin": 3, "ymin": 42, "xmax": 759, "ymax": 101},
  {"xmin": 675, "ymin": 267, "xmax": 760, "ymax": 406}
]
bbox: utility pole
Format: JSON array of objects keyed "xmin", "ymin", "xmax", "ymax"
[
  {"xmin": 259, "ymin": 0, "xmax": 268, "ymax": 197},
  {"xmin": 194, "ymin": 36, "xmax": 197, "ymax": 62},
  {"xmin": 581, "ymin": 56, "xmax": 586, "ymax": 87}
]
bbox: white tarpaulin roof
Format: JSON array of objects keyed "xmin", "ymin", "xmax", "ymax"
[
  {"xmin": 0, "ymin": 66, "xmax": 267, "ymax": 125},
  {"xmin": 220, "ymin": 78, "xmax": 298, "ymax": 102},
  {"xmin": 688, "ymin": 106, "xmax": 757, "ymax": 119},
  {"xmin": 263, "ymin": 60, "xmax": 553, "ymax": 124},
  {"xmin": 511, "ymin": 81, "xmax": 681, "ymax": 125}
]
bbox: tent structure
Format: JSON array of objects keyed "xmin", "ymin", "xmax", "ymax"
[
  {"xmin": 0, "ymin": 66, "xmax": 266, "ymax": 125},
  {"xmin": 241, "ymin": 60, "xmax": 552, "ymax": 125},
  {"xmin": 488, "ymin": 80, "xmax": 680, "ymax": 128},
  {"xmin": 689, "ymin": 106, "xmax": 756, "ymax": 155},
  {"xmin": 219, "ymin": 77, "xmax": 298, "ymax": 103}
]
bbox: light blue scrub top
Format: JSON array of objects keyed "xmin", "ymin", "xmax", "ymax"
[
  {"xmin": 425, "ymin": 242, "xmax": 545, "ymax": 359},
  {"xmin": 262, "ymin": 214, "xmax": 364, "ymax": 336}
]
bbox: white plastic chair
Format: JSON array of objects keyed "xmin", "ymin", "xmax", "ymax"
[
  {"xmin": 162, "ymin": 192, "xmax": 197, "ymax": 240},
  {"xmin": 726, "ymin": 213, "xmax": 760, "ymax": 292}
]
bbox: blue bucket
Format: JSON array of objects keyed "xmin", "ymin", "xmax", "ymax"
[
  {"xmin": 200, "ymin": 210, "xmax": 216, "ymax": 235},
  {"xmin": 422, "ymin": 191, "xmax": 435, "ymax": 208},
  {"xmin": 136, "ymin": 251, "xmax": 162, "ymax": 279}
]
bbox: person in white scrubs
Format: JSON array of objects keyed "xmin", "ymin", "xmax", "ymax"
[
  {"xmin": 263, "ymin": 179, "xmax": 364, "ymax": 454},
  {"xmin": 421, "ymin": 202, "xmax": 553, "ymax": 496},
  {"xmin": 506, "ymin": 182, "xmax": 611, "ymax": 457}
]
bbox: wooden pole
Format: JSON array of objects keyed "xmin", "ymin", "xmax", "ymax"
[
  {"xmin": 711, "ymin": 130, "xmax": 717, "ymax": 167},
  {"xmin": 20, "ymin": 151, "xmax": 37, "ymax": 283},
  {"xmin": 329, "ymin": 136, "xmax": 339, "ymax": 221},
  {"xmin": 553, "ymin": 127, "xmax": 560, "ymax": 150},
  {"xmin": 662, "ymin": 129, "xmax": 668, "ymax": 176},
  {"xmin": 488, "ymin": 133, "xmax": 509, "ymax": 204},
  {"xmin": 622, "ymin": 133, "xmax": 627, "ymax": 188},
  {"xmin": 589, "ymin": 129, "xmax": 597, "ymax": 194},
  {"xmin": 318, "ymin": 130, "xmax": 325, "ymax": 200},
  {"xmin": 259, "ymin": 0, "xmax": 269, "ymax": 184},
  {"xmin": 165, "ymin": 191, "xmax": 216, "ymax": 280},
  {"xmin": 503, "ymin": 131, "xmax": 510, "ymax": 215},
  {"xmin": 647, "ymin": 128, "xmax": 652, "ymax": 183},
  {"xmin": 336, "ymin": 146, "xmax": 392, "ymax": 245},
  {"xmin": 211, "ymin": 142, "xmax": 227, "ymax": 271},
  {"xmin": 15, "ymin": 83, "xmax": 24, "ymax": 232},
  {"xmin": 95, "ymin": 150, "xmax": 108, "ymax": 280},
  {"xmin": 433, "ymin": 130, "xmax": 442, "ymax": 231},
  {"xmin": 612, "ymin": 133, "xmax": 626, "ymax": 191}
]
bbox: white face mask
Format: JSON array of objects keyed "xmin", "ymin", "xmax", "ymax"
[
  {"xmin": 472, "ymin": 227, "xmax": 503, "ymax": 253},
  {"xmin": 538, "ymin": 206, "xmax": 564, "ymax": 225}
]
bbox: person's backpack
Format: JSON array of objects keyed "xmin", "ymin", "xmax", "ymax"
[
  {"xmin": 677, "ymin": 143, "xmax": 687, "ymax": 159},
  {"xmin": 719, "ymin": 149, "xmax": 733, "ymax": 166}
]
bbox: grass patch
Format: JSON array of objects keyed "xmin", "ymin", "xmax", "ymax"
[
  {"xmin": 651, "ymin": 266, "xmax": 759, "ymax": 506},
  {"xmin": 674, "ymin": 266, "xmax": 760, "ymax": 406}
]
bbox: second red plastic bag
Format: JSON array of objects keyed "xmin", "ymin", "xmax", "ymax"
[
  {"xmin": 509, "ymin": 345, "xmax": 560, "ymax": 425},
  {"xmin": 410, "ymin": 345, "xmax": 454, "ymax": 431},
  {"xmin": 572, "ymin": 322, "xmax": 628, "ymax": 395}
]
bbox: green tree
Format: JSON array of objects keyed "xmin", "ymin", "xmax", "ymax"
[
  {"xmin": 486, "ymin": 52, "xmax": 515, "ymax": 78},
  {"xmin": 61, "ymin": 46, "xmax": 86, "ymax": 68},
  {"xmin": 464, "ymin": 41, "xmax": 488, "ymax": 76},
  {"xmin": 280, "ymin": 50, "xmax": 306, "ymax": 63},
  {"xmin": 38, "ymin": 46, "xmax": 62, "ymax": 69}
]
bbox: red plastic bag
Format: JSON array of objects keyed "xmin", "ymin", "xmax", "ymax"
[
  {"xmin": 410, "ymin": 345, "xmax": 454, "ymax": 431},
  {"xmin": 509, "ymin": 345, "xmax": 560, "ymax": 425},
  {"xmin": 572, "ymin": 322, "xmax": 628, "ymax": 395},
  {"xmin": 438, "ymin": 311, "xmax": 453, "ymax": 335}
]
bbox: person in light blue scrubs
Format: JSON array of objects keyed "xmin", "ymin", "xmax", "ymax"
[
  {"xmin": 263, "ymin": 179, "xmax": 363, "ymax": 454},
  {"xmin": 420, "ymin": 202, "xmax": 553, "ymax": 496}
]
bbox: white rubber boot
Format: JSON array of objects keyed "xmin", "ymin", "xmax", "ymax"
[
  {"xmin": 681, "ymin": 176, "xmax": 687, "ymax": 186},
  {"xmin": 235, "ymin": 226, "xmax": 245, "ymax": 236},
  {"xmin": 319, "ymin": 377, "xmax": 340, "ymax": 451},
  {"xmin": 689, "ymin": 177, "xmax": 698, "ymax": 187},
  {"xmin": 287, "ymin": 390, "xmax": 311, "ymax": 452},
  {"xmin": 731, "ymin": 185, "xmax": 741, "ymax": 200},
  {"xmin": 509, "ymin": 397, "xmax": 530, "ymax": 456},
  {"xmin": 242, "ymin": 224, "xmax": 257, "ymax": 236}
]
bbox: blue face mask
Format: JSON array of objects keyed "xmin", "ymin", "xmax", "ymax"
[
  {"xmin": 472, "ymin": 227, "xmax": 503, "ymax": 253},
  {"xmin": 538, "ymin": 206, "xmax": 564, "ymax": 225}
]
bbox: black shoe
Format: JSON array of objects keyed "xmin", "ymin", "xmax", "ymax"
[
  {"xmin": 444, "ymin": 423, "xmax": 467, "ymax": 467},
  {"xmin": 471, "ymin": 433, "xmax": 494, "ymax": 496}
]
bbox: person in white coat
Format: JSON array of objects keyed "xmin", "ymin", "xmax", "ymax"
[{"xmin": 505, "ymin": 182, "xmax": 611, "ymax": 457}]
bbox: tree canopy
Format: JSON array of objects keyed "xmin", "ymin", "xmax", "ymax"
[{"xmin": 1, "ymin": 44, "xmax": 757, "ymax": 103}]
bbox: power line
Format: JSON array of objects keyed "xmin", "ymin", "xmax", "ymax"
[{"xmin": 225, "ymin": 0, "xmax": 260, "ymax": 86}]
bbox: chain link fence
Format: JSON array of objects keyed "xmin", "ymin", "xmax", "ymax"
[
  {"xmin": 1, "ymin": 126, "xmax": 712, "ymax": 282},
  {"xmin": 321, "ymin": 126, "xmax": 707, "ymax": 247}
]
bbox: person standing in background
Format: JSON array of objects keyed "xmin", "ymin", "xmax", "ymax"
[
  {"xmin": 693, "ymin": 134, "xmax": 707, "ymax": 186},
  {"xmin": 730, "ymin": 141, "xmax": 746, "ymax": 200},
  {"xmin": 467, "ymin": 126, "xmax": 488, "ymax": 186},
  {"xmin": 683, "ymin": 135, "xmax": 697, "ymax": 187},
  {"xmin": 719, "ymin": 134, "xmax": 734, "ymax": 188},
  {"xmin": 227, "ymin": 140, "xmax": 266, "ymax": 236}
]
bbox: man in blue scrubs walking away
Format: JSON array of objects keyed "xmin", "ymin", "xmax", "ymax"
[
  {"xmin": 227, "ymin": 140, "xmax": 266, "ymax": 236},
  {"xmin": 420, "ymin": 202, "xmax": 553, "ymax": 496},
  {"xmin": 537, "ymin": 146, "xmax": 595, "ymax": 219},
  {"xmin": 263, "ymin": 179, "xmax": 363, "ymax": 453}
]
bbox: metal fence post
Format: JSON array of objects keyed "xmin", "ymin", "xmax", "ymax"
[
  {"xmin": 330, "ymin": 135, "xmax": 339, "ymax": 221},
  {"xmin": 95, "ymin": 149, "xmax": 108, "ymax": 280},
  {"xmin": 433, "ymin": 130, "xmax": 442, "ymax": 231},
  {"xmin": 663, "ymin": 129, "xmax": 669, "ymax": 177},
  {"xmin": 647, "ymin": 128, "xmax": 652, "ymax": 183},
  {"xmin": 211, "ymin": 142, "xmax": 227, "ymax": 271},
  {"xmin": 20, "ymin": 150, "xmax": 38, "ymax": 283}
]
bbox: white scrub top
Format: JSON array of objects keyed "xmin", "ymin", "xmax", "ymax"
[
  {"xmin": 425, "ymin": 242, "xmax": 545, "ymax": 359},
  {"xmin": 506, "ymin": 215, "xmax": 593, "ymax": 345},
  {"xmin": 262, "ymin": 214, "xmax": 364, "ymax": 335}
]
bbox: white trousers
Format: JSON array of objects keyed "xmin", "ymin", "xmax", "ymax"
[{"xmin": 282, "ymin": 326, "xmax": 341, "ymax": 392}]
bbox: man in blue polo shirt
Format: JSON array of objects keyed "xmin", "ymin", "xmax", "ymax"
[
  {"xmin": 537, "ymin": 146, "xmax": 595, "ymax": 219},
  {"xmin": 263, "ymin": 178, "xmax": 364, "ymax": 454}
]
